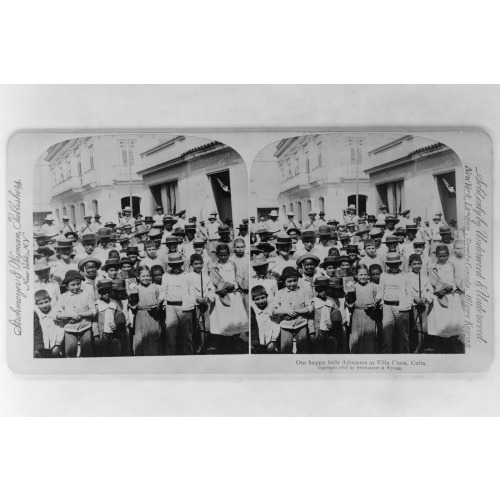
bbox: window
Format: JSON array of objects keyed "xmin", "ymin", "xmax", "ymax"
[
  {"xmin": 80, "ymin": 203, "xmax": 86, "ymax": 222},
  {"xmin": 120, "ymin": 140, "xmax": 136, "ymax": 168},
  {"xmin": 62, "ymin": 206, "xmax": 67, "ymax": 217},
  {"xmin": 92, "ymin": 200, "xmax": 98, "ymax": 216},
  {"xmin": 307, "ymin": 199, "xmax": 312, "ymax": 213},
  {"xmin": 297, "ymin": 201, "xmax": 302, "ymax": 223},
  {"xmin": 70, "ymin": 205, "xmax": 76, "ymax": 225},
  {"xmin": 306, "ymin": 158, "xmax": 310, "ymax": 173},
  {"xmin": 89, "ymin": 145, "xmax": 94, "ymax": 170},
  {"xmin": 55, "ymin": 209, "xmax": 60, "ymax": 223},
  {"xmin": 347, "ymin": 137, "xmax": 364, "ymax": 177},
  {"xmin": 319, "ymin": 197, "xmax": 325, "ymax": 213},
  {"xmin": 282, "ymin": 205, "xmax": 287, "ymax": 218},
  {"xmin": 289, "ymin": 203, "xmax": 293, "ymax": 213},
  {"xmin": 318, "ymin": 152, "xmax": 322, "ymax": 168},
  {"xmin": 376, "ymin": 181, "xmax": 404, "ymax": 214}
]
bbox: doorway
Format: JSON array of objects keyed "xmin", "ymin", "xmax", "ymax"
[
  {"xmin": 435, "ymin": 171, "xmax": 457, "ymax": 223},
  {"xmin": 208, "ymin": 170, "xmax": 233, "ymax": 226},
  {"xmin": 121, "ymin": 196, "xmax": 141, "ymax": 217}
]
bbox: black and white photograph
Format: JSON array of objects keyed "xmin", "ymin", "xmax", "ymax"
[
  {"xmin": 250, "ymin": 133, "xmax": 466, "ymax": 355},
  {"xmin": 32, "ymin": 133, "xmax": 250, "ymax": 358}
]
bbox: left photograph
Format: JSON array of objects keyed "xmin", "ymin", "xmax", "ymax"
[{"xmin": 32, "ymin": 134, "xmax": 249, "ymax": 358}]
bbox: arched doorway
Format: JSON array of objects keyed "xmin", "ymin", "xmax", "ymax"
[
  {"xmin": 347, "ymin": 194, "xmax": 367, "ymax": 216},
  {"xmin": 121, "ymin": 196, "xmax": 141, "ymax": 217}
]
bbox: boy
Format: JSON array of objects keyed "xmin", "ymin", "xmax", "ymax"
[
  {"xmin": 56, "ymin": 270, "xmax": 96, "ymax": 357},
  {"xmin": 270, "ymin": 266, "xmax": 313, "ymax": 354},
  {"xmin": 231, "ymin": 237, "xmax": 249, "ymax": 313},
  {"xmin": 450, "ymin": 239, "xmax": 465, "ymax": 303},
  {"xmin": 412, "ymin": 236, "xmax": 431, "ymax": 275},
  {"xmin": 335, "ymin": 256, "xmax": 354, "ymax": 278},
  {"xmin": 77, "ymin": 256, "xmax": 102, "ymax": 301},
  {"xmin": 346, "ymin": 244, "xmax": 360, "ymax": 269},
  {"xmin": 296, "ymin": 253, "xmax": 322, "ymax": 300},
  {"xmin": 95, "ymin": 279, "xmax": 127, "ymax": 357},
  {"xmin": 359, "ymin": 238, "xmax": 383, "ymax": 269},
  {"xmin": 73, "ymin": 233, "xmax": 97, "ymax": 266},
  {"xmin": 51, "ymin": 238, "xmax": 78, "ymax": 282},
  {"xmin": 250, "ymin": 253, "xmax": 278, "ymax": 301},
  {"xmin": 328, "ymin": 276, "xmax": 348, "ymax": 353},
  {"xmin": 294, "ymin": 230, "xmax": 316, "ymax": 259},
  {"xmin": 110, "ymin": 279, "xmax": 133, "ymax": 355},
  {"xmin": 151, "ymin": 264, "xmax": 165, "ymax": 286},
  {"xmin": 369, "ymin": 264, "xmax": 383, "ymax": 285},
  {"xmin": 141, "ymin": 239, "xmax": 165, "ymax": 270},
  {"xmin": 162, "ymin": 252, "xmax": 195, "ymax": 355},
  {"xmin": 376, "ymin": 252, "xmax": 412, "ymax": 354},
  {"xmin": 250, "ymin": 285, "xmax": 280, "ymax": 353},
  {"xmin": 93, "ymin": 228, "xmax": 113, "ymax": 262},
  {"xmin": 407, "ymin": 254, "xmax": 433, "ymax": 353},
  {"xmin": 34, "ymin": 289, "xmax": 64, "ymax": 357},
  {"xmin": 314, "ymin": 226, "xmax": 332, "ymax": 261},
  {"xmin": 187, "ymin": 253, "xmax": 215, "ymax": 353},
  {"xmin": 101, "ymin": 258, "xmax": 122, "ymax": 281},
  {"xmin": 126, "ymin": 246, "xmax": 141, "ymax": 275},
  {"xmin": 319, "ymin": 256, "xmax": 340, "ymax": 279},
  {"xmin": 33, "ymin": 262, "xmax": 61, "ymax": 304},
  {"xmin": 311, "ymin": 276, "xmax": 343, "ymax": 354},
  {"xmin": 338, "ymin": 232, "xmax": 351, "ymax": 255}
]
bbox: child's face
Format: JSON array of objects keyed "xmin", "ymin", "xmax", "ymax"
[
  {"xmin": 407, "ymin": 231, "xmax": 416, "ymax": 240},
  {"xmin": 410, "ymin": 260, "xmax": 422, "ymax": 274},
  {"xmin": 252, "ymin": 293, "xmax": 268, "ymax": 310},
  {"xmin": 145, "ymin": 246, "xmax": 157, "ymax": 258},
  {"xmin": 325, "ymin": 265, "xmax": 336, "ymax": 277},
  {"xmin": 454, "ymin": 242, "xmax": 464, "ymax": 258},
  {"xmin": 151, "ymin": 269, "xmax": 164, "ymax": 284},
  {"xmin": 217, "ymin": 248, "xmax": 230, "ymax": 263},
  {"xmin": 387, "ymin": 243, "xmax": 397, "ymax": 252},
  {"xmin": 99, "ymin": 289, "xmax": 111, "ymax": 302},
  {"xmin": 397, "ymin": 235, "xmax": 405, "ymax": 243},
  {"xmin": 348, "ymin": 251, "xmax": 357, "ymax": 260},
  {"xmin": 357, "ymin": 269, "xmax": 368, "ymax": 284},
  {"xmin": 340, "ymin": 261, "xmax": 351, "ymax": 271},
  {"xmin": 387, "ymin": 263, "xmax": 400, "ymax": 274},
  {"xmin": 84, "ymin": 263, "xmax": 98, "ymax": 279},
  {"xmin": 365, "ymin": 244, "xmax": 376, "ymax": 257},
  {"xmin": 234, "ymin": 241, "xmax": 246, "ymax": 257},
  {"xmin": 100, "ymin": 238, "xmax": 110, "ymax": 247},
  {"xmin": 192, "ymin": 260, "xmax": 204, "ymax": 274},
  {"xmin": 169, "ymin": 263, "xmax": 183, "ymax": 275},
  {"xmin": 315, "ymin": 286, "xmax": 328, "ymax": 299},
  {"xmin": 341, "ymin": 239, "xmax": 349, "ymax": 248},
  {"xmin": 122, "ymin": 263, "xmax": 132, "ymax": 273},
  {"xmin": 154, "ymin": 239, "xmax": 161, "ymax": 249},
  {"xmin": 413, "ymin": 245, "xmax": 424, "ymax": 256},
  {"xmin": 35, "ymin": 269, "xmax": 50, "ymax": 281},
  {"xmin": 284, "ymin": 275, "xmax": 298, "ymax": 291},
  {"xmin": 374, "ymin": 236, "xmax": 382, "ymax": 246},
  {"xmin": 36, "ymin": 297, "xmax": 51, "ymax": 314},
  {"xmin": 167, "ymin": 243, "xmax": 178, "ymax": 253},
  {"xmin": 139, "ymin": 271, "xmax": 151, "ymax": 285},
  {"xmin": 437, "ymin": 249, "xmax": 449, "ymax": 264},
  {"xmin": 128, "ymin": 254, "xmax": 138, "ymax": 262},
  {"xmin": 120, "ymin": 241, "xmax": 129, "ymax": 250},
  {"xmin": 303, "ymin": 239, "xmax": 315, "ymax": 252},
  {"xmin": 59, "ymin": 247, "xmax": 72, "ymax": 259},
  {"xmin": 277, "ymin": 245, "xmax": 291, "ymax": 256},
  {"xmin": 319, "ymin": 236, "xmax": 330, "ymax": 245},
  {"xmin": 67, "ymin": 279, "xmax": 82, "ymax": 294},
  {"xmin": 193, "ymin": 244, "xmax": 205, "ymax": 255},
  {"xmin": 370, "ymin": 269, "xmax": 381, "ymax": 284},
  {"xmin": 254, "ymin": 264, "xmax": 268, "ymax": 277},
  {"xmin": 328, "ymin": 248, "xmax": 340, "ymax": 258},
  {"xmin": 84, "ymin": 243, "xmax": 95, "ymax": 254},
  {"xmin": 302, "ymin": 259, "xmax": 316, "ymax": 276},
  {"xmin": 107, "ymin": 267, "xmax": 119, "ymax": 280},
  {"xmin": 386, "ymin": 221, "xmax": 396, "ymax": 230},
  {"xmin": 186, "ymin": 231, "xmax": 195, "ymax": 241}
]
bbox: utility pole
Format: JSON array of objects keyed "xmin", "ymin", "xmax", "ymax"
[{"xmin": 355, "ymin": 137, "xmax": 360, "ymax": 216}]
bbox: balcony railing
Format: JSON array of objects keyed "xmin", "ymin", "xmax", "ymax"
[{"xmin": 51, "ymin": 176, "xmax": 83, "ymax": 196}]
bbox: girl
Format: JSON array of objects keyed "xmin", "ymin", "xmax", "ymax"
[
  {"xmin": 129, "ymin": 265, "xmax": 164, "ymax": 356},
  {"xmin": 209, "ymin": 244, "xmax": 248, "ymax": 353},
  {"xmin": 427, "ymin": 245, "xmax": 465, "ymax": 353},
  {"xmin": 346, "ymin": 264, "xmax": 378, "ymax": 354}
]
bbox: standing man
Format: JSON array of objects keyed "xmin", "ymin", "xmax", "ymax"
[
  {"xmin": 343, "ymin": 205, "xmax": 359, "ymax": 225},
  {"xmin": 160, "ymin": 215, "xmax": 177, "ymax": 244},
  {"xmin": 206, "ymin": 211, "xmax": 221, "ymax": 255},
  {"xmin": 376, "ymin": 205, "xmax": 389, "ymax": 224},
  {"xmin": 41, "ymin": 214, "xmax": 56, "ymax": 235},
  {"xmin": 79, "ymin": 215, "xmax": 94, "ymax": 236},
  {"xmin": 153, "ymin": 206, "xmax": 164, "ymax": 224},
  {"xmin": 382, "ymin": 214, "xmax": 399, "ymax": 241},
  {"xmin": 283, "ymin": 212, "xmax": 301, "ymax": 232},
  {"xmin": 119, "ymin": 206, "xmax": 136, "ymax": 228},
  {"xmin": 266, "ymin": 210, "xmax": 281, "ymax": 235},
  {"xmin": 303, "ymin": 211, "xmax": 321, "ymax": 231},
  {"xmin": 91, "ymin": 214, "xmax": 103, "ymax": 233},
  {"xmin": 174, "ymin": 209, "xmax": 187, "ymax": 230},
  {"xmin": 59, "ymin": 215, "xmax": 76, "ymax": 234},
  {"xmin": 318, "ymin": 211, "xmax": 327, "ymax": 225}
]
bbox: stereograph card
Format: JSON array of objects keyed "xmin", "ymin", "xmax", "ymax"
[{"xmin": 6, "ymin": 129, "xmax": 493, "ymax": 374}]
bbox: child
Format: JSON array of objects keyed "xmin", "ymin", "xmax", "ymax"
[
  {"xmin": 56, "ymin": 270, "xmax": 96, "ymax": 357},
  {"xmin": 141, "ymin": 239, "xmax": 165, "ymax": 271},
  {"xmin": 328, "ymin": 246, "xmax": 341, "ymax": 259},
  {"xmin": 311, "ymin": 276, "xmax": 343, "ymax": 354},
  {"xmin": 33, "ymin": 263, "xmax": 61, "ymax": 305},
  {"xmin": 110, "ymin": 279, "xmax": 133, "ymax": 356},
  {"xmin": 118, "ymin": 257, "xmax": 136, "ymax": 279},
  {"xmin": 335, "ymin": 256, "xmax": 354, "ymax": 278},
  {"xmin": 250, "ymin": 285, "xmax": 280, "ymax": 353},
  {"xmin": 295, "ymin": 230, "xmax": 316, "ymax": 259},
  {"xmin": 328, "ymin": 276, "xmax": 348, "ymax": 353},
  {"xmin": 427, "ymin": 245, "xmax": 465, "ymax": 353},
  {"xmin": 186, "ymin": 253, "xmax": 215, "ymax": 353},
  {"xmin": 126, "ymin": 246, "xmax": 141, "ymax": 275},
  {"xmin": 51, "ymin": 238, "xmax": 78, "ymax": 282},
  {"xmin": 34, "ymin": 289, "xmax": 64, "ymax": 357},
  {"xmin": 150, "ymin": 264, "xmax": 165, "ymax": 286},
  {"xmin": 359, "ymin": 239, "xmax": 383, "ymax": 269},
  {"xmin": 210, "ymin": 244, "xmax": 248, "ymax": 353},
  {"xmin": 369, "ymin": 264, "xmax": 382, "ymax": 285},
  {"xmin": 95, "ymin": 279, "xmax": 127, "ymax": 357},
  {"xmin": 270, "ymin": 266, "xmax": 313, "ymax": 354},
  {"xmin": 101, "ymin": 258, "xmax": 122, "ymax": 281},
  {"xmin": 296, "ymin": 254, "xmax": 322, "ymax": 301},
  {"xmin": 161, "ymin": 253, "xmax": 195, "ymax": 355},
  {"xmin": 231, "ymin": 237, "xmax": 249, "ymax": 315},
  {"xmin": 319, "ymin": 256, "xmax": 340, "ymax": 279},
  {"xmin": 407, "ymin": 254, "xmax": 433, "ymax": 353},
  {"xmin": 250, "ymin": 253, "xmax": 278, "ymax": 301},
  {"xmin": 450, "ymin": 239, "xmax": 465, "ymax": 308},
  {"xmin": 129, "ymin": 265, "xmax": 164, "ymax": 356},
  {"xmin": 376, "ymin": 252, "xmax": 412, "ymax": 354},
  {"xmin": 346, "ymin": 264, "xmax": 378, "ymax": 354},
  {"xmin": 411, "ymin": 236, "xmax": 431, "ymax": 275},
  {"xmin": 346, "ymin": 244, "xmax": 360, "ymax": 269},
  {"xmin": 268, "ymin": 233, "xmax": 296, "ymax": 283}
]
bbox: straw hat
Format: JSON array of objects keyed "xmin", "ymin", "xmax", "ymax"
[
  {"xmin": 385, "ymin": 252, "xmax": 402, "ymax": 264},
  {"xmin": 251, "ymin": 254, "xmax": 269, "ymax": 268},
  {"xmin": 296, "ymin": 253, "xmax": 320, "ymax": 268}
]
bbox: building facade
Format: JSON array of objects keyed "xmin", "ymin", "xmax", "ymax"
[
  {"xmin": 137, "ymin": 136, "xmax": 248, "ymax": 227},
  {"xmin": 364, "ymin": 135, "xmax": 464, "ymax": 226},
  {"xmin": 274, "ymin": 134, "xmax": 376, "ymax": 223},
  {"xmin": 44, "ymin": 135, "xmax": 169, "ymax": 226}
]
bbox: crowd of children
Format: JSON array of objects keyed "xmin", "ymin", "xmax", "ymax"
[
  {"xmin": 33, "ymin": 207, "xmax": 249, "ymax": 357},
  {"xmin": 250, "ymin": 207, "xmax": 465, "ymax": 355}
]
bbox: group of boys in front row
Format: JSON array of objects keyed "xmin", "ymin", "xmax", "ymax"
[
  {"xmin": 33, "ymin": 207, "xmax": 250, "ymax": 358},
  {"xmin": 250, "ymin": 209, "xmax": 465, "ymax": 355}
]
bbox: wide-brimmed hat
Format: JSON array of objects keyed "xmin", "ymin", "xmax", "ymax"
[
  {"xmin": 308, "ymin": 210, "xmax": 317, "ymax": 216},
  {"xmin": 34, "ymin": 262, "xmax": 51, "ymax": 273},
  {"xmin": 369, "ymin": 227, "xmax": 383, "ymax": 237},
  {"xmin": 62, "ymin": 270, "xmax": 85, "ymax": 285},
  {"xmin": 314, "ymin": 276, "xmax": 330, "ymax": 288},
  {"xmin": 97, "ymin": 279, "xmax": 113, "ymax": 291},
  {"xmin": 148, "ymin": 228, "xmax": 162, "ymax": 238},
  {"xmin": 172, "ymin": 228, "xmax": 186, "ymax": 236},
  {"xmin": 275, "ymin": 233, "xmax": 292, "ymax": 246},
  {"xmin": 301, "ymin": 230, "xmax": 316, "ymax": 240},
  {"xmin": 102, "ymin": 258, "xmax": 122, "ymax": 271},
  {"xmin": 366, "ymin": 215, "xmax": 377, "ymax": 223},
  {"xmin": 118, "ymin": 235, "xmax": 131, "ymax": 244},
  {"xmin": 155, "ymin": 206, "xmax": 163, "ymax": 212},
  {"xmin": 269, "ymin": 210, "xmax": 278, "ymax": 217},
  {"xmin": 385, "ymin": 252, "xmax": 402, "ymax": 264},
  {"xmin": 347, "ymin": 204, "xmax": 356, "ymax": 210},
  {"xmin": 163, "ymin": 215, "xmax": 176, "ymax": 223},
  {"xmin": 217, "ymin": 224, "xmax": 231, "ymax": 234},
  {"xmin": 385, "ymin": 214, "xmax": 399, "ymax": 224},
  {"xmin": 296, "ymin": 253, "xmax": 320, "ymax": 268},
  {"xmin": 346, "ymin": 244, "xmax": 359, "ymax": 253},
  {"xmin": 192, "ymin": 237, "xmax": 206, "ymax": 245},
  {"xmin": 412, "ymin": 236, "xmax": 426, "ymax": 246},
  {"xmin": 346, "ymin": 222, "xmax": 356, "ymax": 228},
  {"xmin": 355, "ymin": 222, "xmax": 369, "ymax": 235},
  {"xmin": 54, "ymin": 238, "xmax": 73, "ymax": 250},
  {"xmin": 393, "ymin": 227, "xmax": 407, "ymax": 237},
  {"xmin": 256, "ymin": 228, "xmax": 270, "ymax": 235},
  {"xmin": 338, "ymin": 232, "xmax": 351, "ymax": 241},
  {"xmin": 164, "ymin": 236, "xmax": 179, "ymax": 245},
  {"xmin": 251, "ymin": 254, "xmax": 269, "ymax": 268},
  {"xmin": 119, "ymin": 257, "xmax": 133, "ymax": 266},
  {"xmin": 83, "ymin": 215, "xmax": 92, "ymax": 220},
  {"xmin": 250, "ymin": 245, "xmax": 262, "ymax": 256},
  {"xmin": 126, "ymin": 246, "xmax": 139, "ymax": 255},
  {"xmin": 329, "ymin": 277, "xmax": 344, "ymax": 289},
  {"xmin": 439, "ymin": 227, "xmax": 452, "ymax": 235},
  {"xmin": 62, "ymin": 215, "xmax": 70, "ymax": 220},
  {"xmin": 167, "ymin": 252, "xmax": 184, "ymax": 265},
  {"xmin": 122, "ymin": 206, "xmax": 132, "ymax": 212},
  {"xmin": 184, "ymin": 224, "xmax": 197, "ymax": 232},
  {"xmin": 317, "ymin": 225, "xmax": 332, "ymax": 237},
  {"xmin": 144, "ymin": 216, "xmax": 154, "ymax": 223},
  {"xmin": 78, "ymin": 256, "xmax": 102, "ymax": 270},
  {"xmin": 81, "ymin": 234, "xmax": 96, "ymax": 243},
  {"xmin": 319, "ymin": 211, "xmax": 326, "ymax": 216},
  {"xmin": 327, "ymin": 219, "xmax": 339, "ymax": 225},
  {"xmin": 96, "ymin": 228, "xmax": 112, "ymax": 239},
  {"xmin": 104, "ymin": 222, "xmax": 117, "ymax": 228},
  {"xmin": 406, "ymin": 224, "xmax": 418, "ymax": 232},
  {"xmin": 336, "ymin": 255, "xmax": 352, "ymax": 265},
  {"xmin": 319, "ymin": 256, "xmax": 339, "ymax": 269},
  {"xmin": 34, "ymin": 231, "xmax": 47, "ymax": 240},
  {"xmin": 238, "ymin": 224, "xmax": 248, "ymax": 230},
  {"xmin": 36, "ymin": 246, "xmax": 55, "ymax": 257},
  {"xmin": 286, "ymin": 227, "xmax": 301, "ymax": 236},
  {"xmin": 287, "ymin": 212, "xmax": 295, "ymax": 217},
  {"xmin": 380, "ymin": 204, "xmax": 388, "ymax": 210},
  {"xmin": 256, "ymin": 241, "xmax": 275, "ymax": 253},
  {"xmin": 134, "ymin": 225, "xmax": 149, "ymax": 237},
  {"xmin": 44, "ymin": 214, "xmax": 55, "ymax": 221},
  {"xmin": 384, "ymin": 236, "xmax": 399, "ymax": 245}
]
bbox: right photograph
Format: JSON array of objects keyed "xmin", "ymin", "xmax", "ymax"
[{"xmin": 249, "ymin": 133, "xmax": 465, "ymax": 356}]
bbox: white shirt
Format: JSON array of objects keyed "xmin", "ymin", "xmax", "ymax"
[
  {"xmin": 36, "ymin": 308, "xmax": 64, "ymax": 349},
  {"xmin": 161, "ymin": 272, "xmax": 194, "ymax": 310},
  {"xmin": 251, "ymin": 304, "xmax": 280, "ymax": 345}
]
